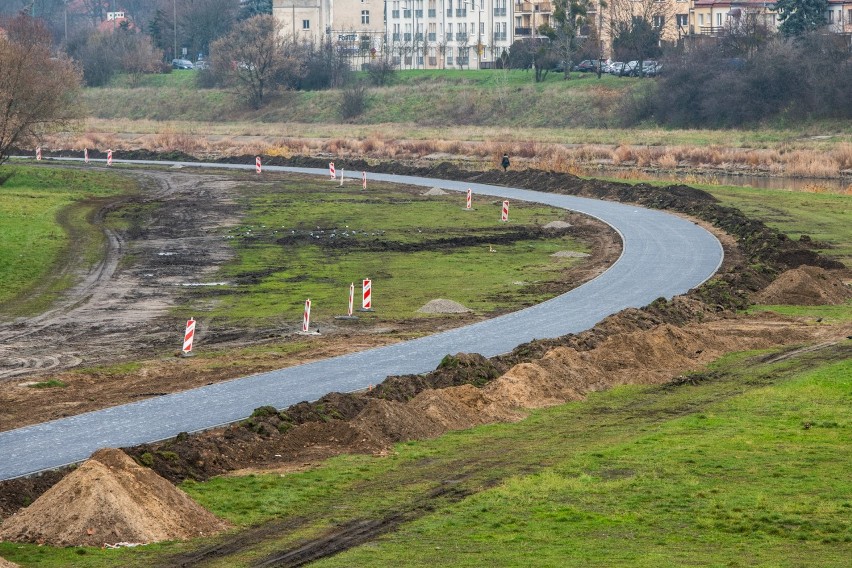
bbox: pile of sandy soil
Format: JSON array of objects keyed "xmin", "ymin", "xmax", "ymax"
[
  {"xmin": 364, "ymin": 314, "xmax": 837, "ymax": 443},
  {"xmin": 0, "ymin": 449, "xmax": 229, "ymax": 547},
  {"xmin": 295, "ymin": 313, "xmax": 839, "ymax": 448},
  {"xmin": 756, "ymin": 266, "xmax": 852, "ymax": 306},
  {"xmin": 543, "ymin": 220, "xmax": 572, "ymax": 229},
  {"xmin": 422, "ymin": 187, "xmax": 447, "ymax": 196},
  {"xmin": 0, "ymin": 556, "xmax": 18, "ymax": 567},
  {"xmin": 550, "ymin": 250, "xmax": 589, "ymax": 258},
  {"xmin": 417, "ymin": 299, "xmax": 472, "ymax": 313}
]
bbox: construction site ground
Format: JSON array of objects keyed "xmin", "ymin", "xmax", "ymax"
[{"xmin": 0, "ymin": 160, "xmax": 850, "ymax": 566}]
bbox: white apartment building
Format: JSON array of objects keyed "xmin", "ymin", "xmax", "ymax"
[
  {"xmin": 275, "ymin": 0, "xmax": 515, "ymax": 69},
  {"xmin": 385, "ymin": 0, "xmax": 514, "ymax": 69}
]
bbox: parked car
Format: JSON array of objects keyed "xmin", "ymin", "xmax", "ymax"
[
  {"xmin": 171, "ymin": 58, "xmax": 194, "ymax": 70},
  {"xmin": 608, "ymin": 61, "xmax": 625, "ymax": 76},
  {"xmin": 194, "ymin": 59, "xmax": 209, "ymax": 70},
  {"xmin": 641, "ymin": 60, "xmax": 662, "ymax": 77},
  {"xmin": 573, "ymin": 59, "xmax": 599, "ymax": 73},
  {"xmin": 622, "ymin": 61, "xmax": 640, "ymax": 76}
]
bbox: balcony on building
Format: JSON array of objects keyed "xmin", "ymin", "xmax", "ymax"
[{"xmin": 515, "ymin": 26, "xmax": 532, "ymax": 36}]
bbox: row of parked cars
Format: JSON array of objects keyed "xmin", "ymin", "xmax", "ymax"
[
  {"xmin": 171, "ymin": 58, "xmax": 209, "ymax": 70},
  {"xmin": 571, "ymin": 59, "xmax": 662, "ymax": 77}
]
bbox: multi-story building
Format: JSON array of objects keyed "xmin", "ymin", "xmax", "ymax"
[
  {"xmin": 273, "ymin": 0, "xmax": 851, "ymax": 70},
  {"xmin": 273, "ymin": 0, "xmax": 334, "ymax": 42},
  {"xmin": 513, "ymin": 0, "xmax": 552, "ymax": 40},
  {"xmin": 385, "ymin": 0, "xmax": 514, "ymax": 69},
  {"xmin": 826, "ymin": 0, "xmax": 852, "ymax": 34},
  {"xmin": 690, "ymin": 0, "xmax": 852, "ymax": 38},
  {"xmin": 691, "ymin": 0, "xmax": 777, "ymax": 36}
]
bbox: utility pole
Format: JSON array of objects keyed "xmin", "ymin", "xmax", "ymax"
[{"xmin": 173, "ymin": 0, "xmax": 177, "ymax": 60}]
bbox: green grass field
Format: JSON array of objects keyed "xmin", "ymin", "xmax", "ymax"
[
  {"xmin": 188, "ymin": 175, "xmax": 586, "ymax": 323},
  {"xmin": 704, "ymin": 185, "xmax": 852, "ymax": 267},
  {"xmin": 0, "ymin": 166, "xmax": 135, "ymax": 313}
]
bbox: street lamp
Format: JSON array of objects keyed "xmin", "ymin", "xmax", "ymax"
[{"xmin": 465, "ymin": 1, "xmax": 484, "ymax": 69}]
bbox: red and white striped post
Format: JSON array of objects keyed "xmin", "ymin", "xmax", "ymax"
[
  {"xmin": 466, "ymin": 189, "xmax": 472, "ymax": 210},
  {"xmin": 348, "ymin": 282, "xmax": 355, "ymax": 316},
  {"xmin": 501, "ymin": 200, "xmax": 509, "ymax": 222},
  {"xmin": 255, "ymin": 156, "xmax": 262, "ymax": 174},
  {"xmin": 36, "ymin": 147, "xmax": 42, "ymax": 161},
  {"xmin": 302, "ymin": 299, "xmax": 312, "ymax": 332},
  {"xmin": 329, "ymin": 162, "xmax": 336, "ymax": 179},
  {"xmin": 107, "ymin": 149, "xmax": 113, "ymax": 166},
  {"xmin": 362, "ymin": 171, "xmax": 367, "ymax": 190},
  {"xmin": 84, "ymin": 148, "xmax": 89, "ymax": 164},
  {"xmin": 182, "ymin": 318, "xmax": 196, "ymax": 355},
  {"xmin": 362, "ymin": 278, "xmax": 372, "ymax": 310}
]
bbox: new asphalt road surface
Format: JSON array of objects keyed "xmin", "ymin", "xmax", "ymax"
[{"xmin": 0, "ymin": 161, "xmax": 723, "ymax": 480}]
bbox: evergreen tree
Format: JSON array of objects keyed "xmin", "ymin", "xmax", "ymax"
[
  {"xmin": 239, "ymin": 0, "xmax": 273, "ymax": 20},
  {"xmin": 775, "ymin": 0, "xmax": 829, "ymax": 36}
]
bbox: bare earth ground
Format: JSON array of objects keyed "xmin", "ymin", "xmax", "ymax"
[{"xmin": 0, "ymin": 166, "xmax": 620, "ymax": 432}]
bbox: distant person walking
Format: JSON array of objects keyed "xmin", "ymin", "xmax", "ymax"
[{"xmin": 501, "ymin": 153, "xmax": 510, "ymax": 172}]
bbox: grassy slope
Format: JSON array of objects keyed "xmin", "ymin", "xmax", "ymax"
[
  {"xmin": 83, "ymin": 70, "xmax": 640, "ymax": 128},
  {"xmin": 83, "ymin": 70, "xmax": 852, "ymax": 150},
  {"xmin": 0, "ymin": 166, "xmax": 134, "ymax": 312}
]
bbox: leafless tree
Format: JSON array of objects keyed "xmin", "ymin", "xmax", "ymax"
[
  {"xmin": 116, "ymin": 32, "xmax": 165, "ymax": 86},
  {"xmin": 0, "ymin": 13, "xmax": 82, "ymax": 166},
  {"xmin": 608, "ymin": 0, "xmax": 674, "ymax": 70},
  {"xmin": 209, "ymin": 15, "xmax": 301, "ymax": 109}
]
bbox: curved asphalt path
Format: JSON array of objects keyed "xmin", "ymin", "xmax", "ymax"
[{"xmin": 0, "ymin": 160, "xmax": 723, "ymax": 480}]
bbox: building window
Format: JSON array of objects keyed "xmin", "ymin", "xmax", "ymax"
[
  {"xmin": 698, "ymin": 14, "xmax": 704, "ymax": 26},
  {"xmin": 302, "ymin": 19, "xmax": 310, "ymax": 30},
  {"xmin": 362, "ymin": 10, "xmax": 370, "ymax": 24},
  {"xmin": 653, "ymin": 15, "xmax": 665, "ymax": 29},
  {"xmin": 716, "ymin": 13, "xmax": 722, "ymax": 26},
  {"xmin": 676, "ymin": 14, "xmax": 688, "ymax": 28}
]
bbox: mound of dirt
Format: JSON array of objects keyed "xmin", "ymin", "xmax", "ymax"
[
  {"xmin": 417, "ymin": 299, "xmax": 472, "ymax": 313},
  {"xmin": 422, "ymin": 187, "xmax": 447, "ymax": 196},
  {"xmin": 0, "ymin": 449, "xmax": 229, "ymax": 547},
  {"xmin": 543, "ymin": 220, "xmax": 572, "ymax": 229},
  {"xmin": 0, "ymin": 556, "xmax": 18, "ymax": 568},
  {"xmin": 756, "ymin": 266, "xmax": 852, "ymax": 306},
  {"xmin": 550, "ymin": 250, "xmax": 589, "ymax": 258},
  {"xmin": 354, "ymin": 398, "xmax": 447, "ymax": 443}
]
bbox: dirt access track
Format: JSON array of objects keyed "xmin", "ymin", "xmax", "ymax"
[{"xmin": 0, "ymin": 164, "xmax": 619, "ymax": 432}]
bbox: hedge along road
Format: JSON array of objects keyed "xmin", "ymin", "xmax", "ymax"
[{"xmin": 0, "ymin": 160, "xmax": 723, "ymax": 480}]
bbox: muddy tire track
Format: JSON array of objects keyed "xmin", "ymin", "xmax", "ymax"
[{"xmin": 0, "ymin": 168, "xmax": 243, "ymax": 381}]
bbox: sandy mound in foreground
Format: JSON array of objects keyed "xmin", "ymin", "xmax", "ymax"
[
  {"xmin": 756, "ymin": 266, "xmax": 852, "ymax": 306},
  {"xmin": 417, "ymin": 299, "xmax": 472, "ymax": 313},
  {"xmin": 550, "ymin": 250, "xmax": 589, "ymax": 258},
  {"xmin": 0, "ymin": 449, "xmax": 229, "ymax": 546},
  {"xmin": 0, "ymin": 556, "xmax": 18, "ymax": 567},
  {"xmin": 422, "ymin": 187, "xmax": 447, "ymax": 196}
]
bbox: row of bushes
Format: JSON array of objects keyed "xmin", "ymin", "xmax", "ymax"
[{"xmin": 627, "ymin": 33, "xmax": 852, "ymax": 127}]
